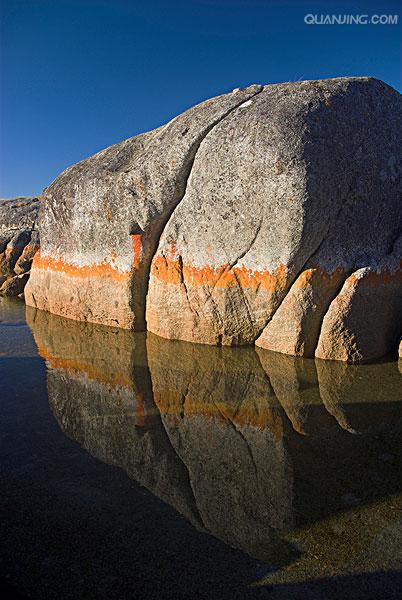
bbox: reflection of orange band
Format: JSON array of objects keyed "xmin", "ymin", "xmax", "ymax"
[
  {"xmin": 36, "ymin": 342, "xmax": 133, "ymax": 388},
  {"xmin": 37, "ymin": 340, "xmax": 282, "ymax": 436},
  {"xmin": 37, "ymin": 341, "xmax": 151, "ymax": 426},
  {"xmin": 153, "ymin": 390, "xmax": 283, "ymax": 440},
  {"xmin": 32, "ymin": 251, "xmax": 130, "ymax": 282}
]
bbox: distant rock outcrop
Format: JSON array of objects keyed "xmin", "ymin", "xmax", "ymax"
[
  {"xmin": 0, "ymin": 197, "xmax": 40, "ymax": 297},
  {"xmin": 24, "ymin": 77, "xmax": 402, "ymax": 363}
]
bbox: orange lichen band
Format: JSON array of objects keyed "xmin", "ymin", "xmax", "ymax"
[
  {"xmin": 151, "ymin": 254, "xmax": 288, "ymax": 293},
  {"xmin": 31, "ymin": 251, "xmax": 130, "ymax": 283}
]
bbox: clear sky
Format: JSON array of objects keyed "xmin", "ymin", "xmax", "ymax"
[{"xmin": 1, "ymin": 0, "xmax": 401, "ymax": 197}]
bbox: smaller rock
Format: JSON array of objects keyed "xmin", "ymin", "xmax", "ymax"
[
  {"xmin": 0, "ymin": 229, "xmax": 32, "ymax": 274},
  {"xmin": 0, "ymin": 197, "xmax": 40, "ymax": 296},
  {"xmin": 14, "ymin": 230, "xmax": 40, "ymax": 274},
  {"xmin": 0, "ymin": 234, "xmax": 11, "ymax": 255},
  {"xmin": 0, "ymin": 272, "xmax": 30, "ymax": 297}
]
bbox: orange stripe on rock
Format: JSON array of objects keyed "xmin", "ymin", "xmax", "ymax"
[
  {"xmin": 31, "ymin": 251, "xmax": 130, "ymax": 282},
  {"xmin": 151, "ymin": 254, "xmax": 288, "ymax": 293}
]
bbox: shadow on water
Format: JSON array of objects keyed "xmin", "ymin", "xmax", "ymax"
[{"xmin": 1, "ymin": 299, "xmax": 401, "ymax": 599}]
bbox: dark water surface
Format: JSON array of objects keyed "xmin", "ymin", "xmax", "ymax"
[{"xmin": 1, "ymin": 297, "xmax": 401, "ymax": 600}]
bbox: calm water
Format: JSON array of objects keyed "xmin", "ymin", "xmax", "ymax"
[{"xmin": 1, "ymin": 297, "xmax": 401, "ymax": 600}]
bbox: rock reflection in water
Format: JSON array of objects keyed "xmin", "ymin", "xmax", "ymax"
[
  {"xmin": 147, "ymin": 333, "xmax": 293, "ymax": 561},
  {"xmin": 25, "ymin": 306, "xmax": 203, "ymax": 529},
  {"xmin": 26, "ymin": 307, "xmax": 402, "ymax": 565}
]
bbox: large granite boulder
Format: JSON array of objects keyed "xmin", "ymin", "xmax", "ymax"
[
  {"xmin": 147, "ymin": 77, "xmax": 402, "ymax": 362},
  {"xmin": 25, "ymin": 77, "xmax": 402, "ymax": 362},
  {"xmin": 24, "ymin": 85, "xmax": 262, "ymax": 328},
  {"xmin": 0, "ymin": 197, "xmax": 40, "ymax": 296}
]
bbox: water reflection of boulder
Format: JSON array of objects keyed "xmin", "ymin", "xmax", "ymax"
[
  {"xmin": 146, "ymin": 333, "xmax": 294, "ymax": 560},
  {"xmin": 315, "ymin": 358, "xmax": 402, "ymax": 434},
  {"xmin": 256, "ymin": 347, "xmax": 402, "ymax": 526},
  {"xmin": 256, "ymin": 350, "xmax": 323, "ymax": 436},
  {"xmin": 25, "ymin": 307, "xmax": 204, "ymax": 528},
  {"xmin": 26, "ymin": 308, "xmax": 402, "ymax": 563},
  {"xmin": 257, "ymin": 347, "xmax": 402, "ymax": 436}
]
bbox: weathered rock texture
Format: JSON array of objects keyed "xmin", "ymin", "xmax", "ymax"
[
  {"xmin": 0, "ymin": 197, "xmax": 39, "ymax": 296},
  {"xmin": 25, "ymin": 77, "xmax": 402, "ymax": 362}
]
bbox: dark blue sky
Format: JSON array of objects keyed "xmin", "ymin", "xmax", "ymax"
[{"xmin": 1, "ymin": 0, "xmax": 401, "ymax": 197}]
